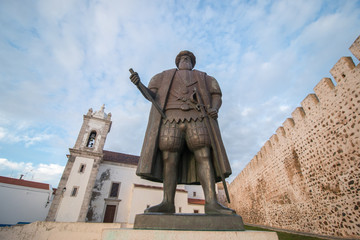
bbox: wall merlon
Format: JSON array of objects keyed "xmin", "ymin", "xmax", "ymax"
[
  {"xmin": 349, "ymin": 35, "xmax": 360, "ymax": 61},
  {"xmin": 248, "ymin": 155, "xmax": 257, "ymax": 171},
  {"xmin": 330, "ymin": 57, "xmax": 355, "ymax": 84},
  {"xmin": 265, "ymin": 140, "xmax": 272, "ymax": 153},
  {"xmin": 253, "ymin": 155, "xmax": 259, "ymax": 167},
  {"xmin": 269, "ymin": 134, "xmax": 279, "ymax": 146},
  {"xmin": 291, "ymin": 107, "xmax": 306, "ymax": 124},
  {"xmin": 282, "ymin": 118, "xmax": 295, "ymax": 134},
  {"xmin": 253, "ymin": 154, "xmax": 258, "ymax": 163},
  {"xmin": 276, "ymin": 127, "xmax": 285, "ymax": 138},
  {"xmin": 260, "ymin": 146, "xmax": 267, "ymax": 158},
  {"xmin": 313, "ymin": 78, "xmax": 335, "ymax": 102},
  {"xmin": 300, "ymin": 94, "xmax": 319, "ymax": 115}
]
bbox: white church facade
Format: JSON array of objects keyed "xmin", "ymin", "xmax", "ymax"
[{"xmin": 46, "ymin": 106, "xmax": 205, "ymax": 227}]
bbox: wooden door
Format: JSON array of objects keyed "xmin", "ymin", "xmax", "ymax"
[{"xmin": 103, "ymin": 205, "xmax": 116, "ymax": 223}]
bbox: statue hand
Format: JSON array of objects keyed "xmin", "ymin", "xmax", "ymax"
[
  {"xmin": 130, "ymin": 71, "xmax": 140, "ymax": 85},
  {"xmin": 207, "ymin": 108, "xmax": 218, "ymax": 119}
]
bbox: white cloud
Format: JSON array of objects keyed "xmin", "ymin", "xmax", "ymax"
[
  {"xmin": 0, "ymin": 0, "xmax": 359, "ymax": 184},
  {"xmin": 53, "ymin": 38, "xmax": 84, "ymax": 72},
  {"xmin": 0, "ymin": 123, "xmax": 54, "ymax": 147},
  {"xmin": 0, "ymin": 127, "xmax": 5, "ymax": 140},
  {"xmin": 34, "ymin": 163, "xmax": 64, "ymax": 184},
  {"xmin": 241, "ymin": 107, "xmax": 253, "ymax": 117},
  {"xmin": 23, "ymin": 133, "xmax": 53, "ymax": 147},
  {"xmin": 0, "ymin": 158, "xmax": 64, "ymax": 187},
  {"xmin": 0, "ymin": 158, "xmax": 30, "ymax": 170},
  {"xmin": 279, "ymin": 105, "xmax": 290, "ymax": 112}
]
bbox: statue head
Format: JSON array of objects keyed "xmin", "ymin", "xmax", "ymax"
[{"xmin": 175, "ymin": 50, "xmax": 196, "ymax": 70}]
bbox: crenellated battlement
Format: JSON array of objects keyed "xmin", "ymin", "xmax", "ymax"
[
  {"xmin": 275, "ymin": 126, "xmax": 285, "ymax": 138},
  {"xmin": 245, "ymin": 48, "xmax": 359, "ymax": 165},
  {"xmin": 313, "ymin": 77, "xmax": 335, "ymax": 102},
  {"xmin": 291, "ymin": 107, "xmax": 305, "ymax": 125},
  {"xmin": 229, "ymin": 35, "xmax": 360, "ymax": 239},
  {"xmin": 269, "ymin": 134, "xmax": 278, "ymax": 145},
  {"xmin": 300, "ymin": 93, "xmax": 319, "ymax": 116},
  {"xmin": 349, "ymin": 35, "xmax": 360, "ymax": 61},
  {"xmin": 330, "ymin": 57, "xmax": 356, "ymax": 83}
]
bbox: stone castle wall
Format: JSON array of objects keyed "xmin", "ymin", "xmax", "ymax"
[{"xmin": 229, "ymin": 36, "xmax": 360, "ymax": 239}]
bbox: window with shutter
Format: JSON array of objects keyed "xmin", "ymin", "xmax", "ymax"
[{"xmin": 109, "ymin": 182, "xmax": 120, "ymax": 198}]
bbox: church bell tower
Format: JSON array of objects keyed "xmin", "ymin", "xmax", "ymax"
[{"xmin": 46, "ymin": 105, "xmax": 112, "ymax": 222}]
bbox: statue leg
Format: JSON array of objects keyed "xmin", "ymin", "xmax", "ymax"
[
  {"xmin": 144, "ymin": 151, "xmax": 179, "ymax": 214},
  {"xmin": 145, "ymin": 121, "xmax": 183, "ymax": 214},
  {"xmin": 186, "ymin": 120, "xmax": 235, "ymax": 214},
  {"xmin": 194, "ymin": 147, "xmax": 236, "ymax": 215}
]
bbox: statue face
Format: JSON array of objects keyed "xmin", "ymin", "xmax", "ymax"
[{"xmin": 178, "ymin": 55, "xmax": 193, "ymax": 70}]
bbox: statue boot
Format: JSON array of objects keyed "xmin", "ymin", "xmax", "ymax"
[
  {"xmin": 144, "ymin": 201, "xmax": 175, "ymax": 214},
  {"xmin": 205, "ymin": 202, "xmax": 236, "ymax": 215}
]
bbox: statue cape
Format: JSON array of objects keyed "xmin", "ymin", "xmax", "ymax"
[{"xmin": 136, "ymin": 68, "xmax": 232, "ymax": 184}]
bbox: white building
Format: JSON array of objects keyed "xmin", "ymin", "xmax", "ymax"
[
  {"xmin": 47, "ymin": 106, "xmax": 205, "ymax": 227},
  {"xmin": 0, "ymin": 176, "xmax": 53, "ymax": 226}
]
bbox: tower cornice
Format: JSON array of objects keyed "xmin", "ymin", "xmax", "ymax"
[{"xmin": 69, "ymin": 148, "xmax": 103, "ymax": 159}]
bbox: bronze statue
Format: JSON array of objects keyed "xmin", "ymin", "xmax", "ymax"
[{"xmin": 130, "ymin": 50, "xmax": 235, "ymax": 215}]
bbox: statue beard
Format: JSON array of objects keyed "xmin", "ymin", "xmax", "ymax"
[{"xmin": 178, "ymin": 61, "xmax": 193, "ymax": 70}]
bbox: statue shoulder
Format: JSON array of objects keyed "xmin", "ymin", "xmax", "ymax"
[
  {"xmin": 162, "ymin": 68, "xmax": 177, "ymax": 75},
  {"xmin": 149, "ymin": 68, "xmax": 177, "ymax": 88},
  {"xmin": 206, "ymin": 74, "xmax": 217, "ymax": 82},
  {"xmin": 192, "ymin": 69, "xmax": 206, "ymax": 76},
  {"xmin": 192, "ymin": 69, "xmax": 217, "ymax": 82},
  {"xmin": 193, "ymin": 69, "xmax": 216, "ymax": 81},
  {"xmin": 202, "ymin": 72, "xmax": 221, "ymax": 94},
  {"xmin": 151, "ymin": 68, "xmax": 176, "ymax": 80}
]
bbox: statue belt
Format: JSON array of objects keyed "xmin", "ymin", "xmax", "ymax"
[{"xmin": 165, "ymin": 102, "xmax": 196, "ymax": 111}]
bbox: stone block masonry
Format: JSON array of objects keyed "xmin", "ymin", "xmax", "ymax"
[{"xmin": 229, "ymin": 35, "xmax": 360, "ymax": 239}]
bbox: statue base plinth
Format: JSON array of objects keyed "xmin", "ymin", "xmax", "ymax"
[{"xmin": 133, "ymin": 213, "xmax": 245, "ymax": 231}]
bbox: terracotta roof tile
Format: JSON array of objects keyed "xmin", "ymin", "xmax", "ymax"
[
  {"xmin": 103, "ymin": 150, "xmax": 139, "ymax": 165},
  {"xmin": 188, "ymin": 198, "xmax": 205, "ymax": 205},
  {"xmin": 0, "ymin": 176, "xmax": 50, "ymax": 190}
]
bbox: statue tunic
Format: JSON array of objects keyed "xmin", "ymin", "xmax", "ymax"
[{"xmin": 165, "ymin": 69, "xmax": 202, "ymax": 123}]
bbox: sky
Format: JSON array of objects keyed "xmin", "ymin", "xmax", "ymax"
[{"xmin": 0, "ymin": 0, "xmax": 359, "ymax": 188}]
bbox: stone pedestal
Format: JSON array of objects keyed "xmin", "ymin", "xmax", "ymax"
[
  {"xmin": 102, "ymin": 229, "xmax": 279, "ymax": 240},
  {"xmin": 134, "ymin": 213, "xmax": 245, "ymax": 231}
]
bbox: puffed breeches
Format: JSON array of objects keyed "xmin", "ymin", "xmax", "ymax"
[{"xmin": 159, "ymin": 119, "xmax": 210, "ymax": 152}]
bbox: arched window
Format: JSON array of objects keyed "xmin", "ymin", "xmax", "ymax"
[{"xmin": 87, "ymin": 131, "xmax": 96, "ymax": 148}]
